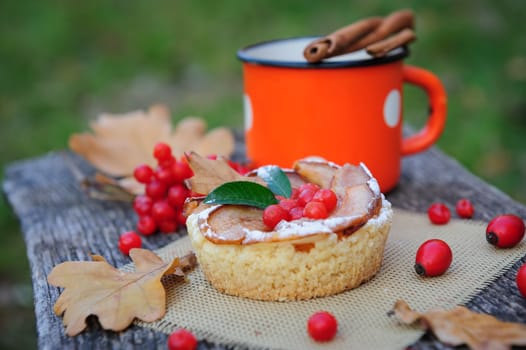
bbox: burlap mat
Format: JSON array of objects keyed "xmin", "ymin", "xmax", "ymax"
[{"xmin": 130, "ymin": 208, "xmax": 525, "ymax": 349}]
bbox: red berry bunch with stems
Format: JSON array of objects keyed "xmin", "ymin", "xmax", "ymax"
[
  {"xmin": 263, "ymin": 183, "xmax": 338, "ymax": 230},
  {"xmin": 132, "ymin": 143, "xmax": 248, "ymax": 235},
  {"xmin": 132, "ymin": 142, "xmax": 193, "ymax": 235}
]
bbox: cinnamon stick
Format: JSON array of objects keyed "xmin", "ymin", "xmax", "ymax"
[
  {"xmin": 303, "ymin": 9, "xmax": 415, "ymax": 63},
  {"xmin": 366, "ymin": 28, "xmax": 416, "ymax": 58}
]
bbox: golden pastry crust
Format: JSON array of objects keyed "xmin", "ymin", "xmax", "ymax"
[{"xmin": 187, "ymin": 198, "xmax": 392, "ymax": 301}]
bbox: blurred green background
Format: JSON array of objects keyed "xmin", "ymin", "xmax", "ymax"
[{"xmin": 1, "ymin": 0, "xmax": 525, "ymax": 348}]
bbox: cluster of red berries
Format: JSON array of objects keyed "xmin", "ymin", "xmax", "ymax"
[
  {"xmin": 131, "ymin": 142, "xmax": 193, "ymax": 236},
  {"xmin": 263, "ymin": 183, "xmax": 338, "ymax": 229}
]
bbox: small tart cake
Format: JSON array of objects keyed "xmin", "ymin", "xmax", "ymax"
[{"xmin": 185, "ymin": 158, "xmax": 393, "ymax": 301}]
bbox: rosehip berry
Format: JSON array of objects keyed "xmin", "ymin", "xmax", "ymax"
[
  {"xmin": 414, "ymin": 239, "xmax": 453, "ymax": 277},
  {"xmin": 167, "ymin": 328, "xmax": 197, "ymax": 350},
  {"xmin": 486, "ymin": 214, "xmax": 525, "ymax": 248},
  {"xmin": 137, "ymin": 215, "xmax": 157, "ymax": 235},
  {"xmin": 133, "ymin": 164, "xmax": 154, "ymax": 184},
  {"xmin": 153, "ymin": 142, "xmax": 172, "ymax": 162},
  {"xmin": 456, "ymin": 199, "xmax": 474, "ymax": 219},
  {"xmin": 263, "ymin": 204, "xmax": 289, "ymax": 229},
  {"xmin": 158, "ymin": 220, "xmax": 178, "ymax": 234},
  {"xmin": 118, "ymin": 231, "xmax": 142, "ymax": 255},
  {"xmin": 427, "ymin": 203, "xmax": 451, "ymax": 225},
  {"xmin": 516, "ymin": 263, "xmax": 526, "ymax": 297},
  {"xmin": 172, "ymin": 160, "xmax": 193, "ymax": 182},
  {"xmin": 307, "ymin": 311, "xmax": 338, "ymax": 342},
  {"xmin": 151, "ymin": 200, "xmax": 177, "ymax": 222},
  {"xmin": 145, "ymin": 179, "xmax": 167, "ymax": 199},
  {"xmin": 303, "ymin": 201, "xmax": 329, "ymax": 219},
  {"xmin": 312, "ymin": 189, "xmax": 338, "ymax": 212},
  {"xmin": 168, "ymin": 184, "xmax": 190, "ymax": 208},
  {"xmin": 133, "ymin": 195, "xmax": 153, "ymax": 216}
]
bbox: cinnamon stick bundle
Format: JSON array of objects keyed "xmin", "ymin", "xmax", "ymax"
[{"xmin": 303, "ymin": 9, "xmax": 416, "ymax": 62}]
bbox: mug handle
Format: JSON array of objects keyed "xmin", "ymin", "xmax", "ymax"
[{"xmin": 401, "ymin": 65, "xmax": 447, "ymax": 156}]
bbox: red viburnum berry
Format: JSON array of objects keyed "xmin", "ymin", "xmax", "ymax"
[
  {"xmin": 303, "ymin": 201, "xmax": 329, "ymax": 219},
  {"xmin": 137, "ymin": 215, "xmax": 157, "ymax": 235},
  {"xmin": 118, "ymin": 231, "xmax": 142, "ymax": 255},
  {"xmin": 263, "ymin": 204, "xmax": 289, "ymax": 229},
  {"xmin": 133, "ymin": 195, "xmax": 153, "ymax": 216},
  {"xmin": 133, "ymin": 164, "xmax": 154, "ymax": 184},
  {"xmin": 307, "ymin": 311, "xmax": 338, "ymax": 342},
  {"xmin": 312, "ymin": 189, "xmax": 338, "ymax": 213},
  {"xmin": 427, "ymin": 203, "xmax": 451, "ymax": 225},
  {"xmin": 153, "ymin": 142, "xmax": 172, "ymax": 162},
  {"xmin": 167, "ymin": 328, "xmax": 197, "ymax": 350},
  {"xmin": 456, "ymin": 198, "xmax": 474, "ymax": 219},
  {"xmin": 168, "ymin": 184, "xmax": 190, "ymax": 208}
]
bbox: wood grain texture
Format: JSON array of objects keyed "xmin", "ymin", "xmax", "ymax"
[{"xmin": 3, "ymin": 139, "xmax": 526, "ymax": 350}]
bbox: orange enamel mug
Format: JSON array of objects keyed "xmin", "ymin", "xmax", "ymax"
[{"xmin": 237, "ymin": 37, "xmax": 447, "ymax": 192}]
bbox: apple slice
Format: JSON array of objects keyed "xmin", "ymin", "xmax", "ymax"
[{"xmin": 293, "ymin": 158, "xmax": 338, "ymax": 189}]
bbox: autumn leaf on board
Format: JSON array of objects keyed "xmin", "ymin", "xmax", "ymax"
[
  {"xmin": 185, "ymin": 151, "xmax": 264, "ymax": 195},
  {"xmin": 69, "ymin": 104, "xmax": 235, "ymax": 180},
  {"xmin": 390, "ymin": 299, "xmax": 526, "ymax": 350},
  {"xmin": 47, "ymin": 249, "xmax": 196, "ymax": 336}
]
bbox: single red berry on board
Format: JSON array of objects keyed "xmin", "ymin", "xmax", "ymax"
[
  {"xmin": 145, "ymin": 180, "xmax": 167, "ymax": 199},
  {"xmin": 516, "ymin": 263, "xmax": 526, "ymax": 297},
  {"xmin": 312, "ymin": 189, "xmax": 338, "ymax": 212},
  {"xmin": 427, "ymin": 203, "xmax": 451, "ymax": 225},
  {"xmin": 167, "ymin": 328, "xmax": 197, "ymax": 350},
  {"xmin": 153, "ymin": 142, "xmax": 172, "ymax": 162},
  {"xmin": 456, "ymin": 199, "xmax": 474, "ymax": 219},
  {"xmin": 307, "ymin": 311, "xmax": 338, "ymax": 342},
  {"xmin": 168, "ymin": 184, "xmax": 190, "ymax": 208},
  {"xmin": 486, "ymin": 214, "xmax": 525, "ymax": 248},
  {"xmin": 263, "ymin": 204, "xmax": 289, "ymax": 229},
  {"xmin": 133, "ymin": 195, "xmax": 153, "ymax": 216},
  {"xmin": 133, "ymin": 164, "xmax": 154, "ymax": 184},
  {"xmin": 414, "ymin": 239, "xmax": 453, "ymax": 277},
  {"xmin": 118, "ymin": 231, "xmax": 142, "ymax": 255},
  {"xmin": 137, "ymin": 215, "xmax": 157, "ymax": 235},
  {"xmin": 303, "ymin": 201, "xmax": 329, "ymax": 219}
]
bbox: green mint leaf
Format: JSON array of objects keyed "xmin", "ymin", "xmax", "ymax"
[
  {"xmin": 257, "ymin": 165, "xmax": 292, "ymax": 198},
  {"xmin": 203, "ymin": 181, "xmax": 278, "ymax": 209}
]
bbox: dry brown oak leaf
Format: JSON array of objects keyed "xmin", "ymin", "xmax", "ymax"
[
  {"xmin": 47, "ymin": 248, "xmax": 196, "ymax": 336},
  {"xmin": 391, "ymin": 299, "xmax": 526, "ymax": 350},
  {"xmin": 69, "ymin": 104, "xmax": 235, "ymax": 178},
  {"xmin": 185, "ymin": 151, "xmax": 264, "ymax": 195}
]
